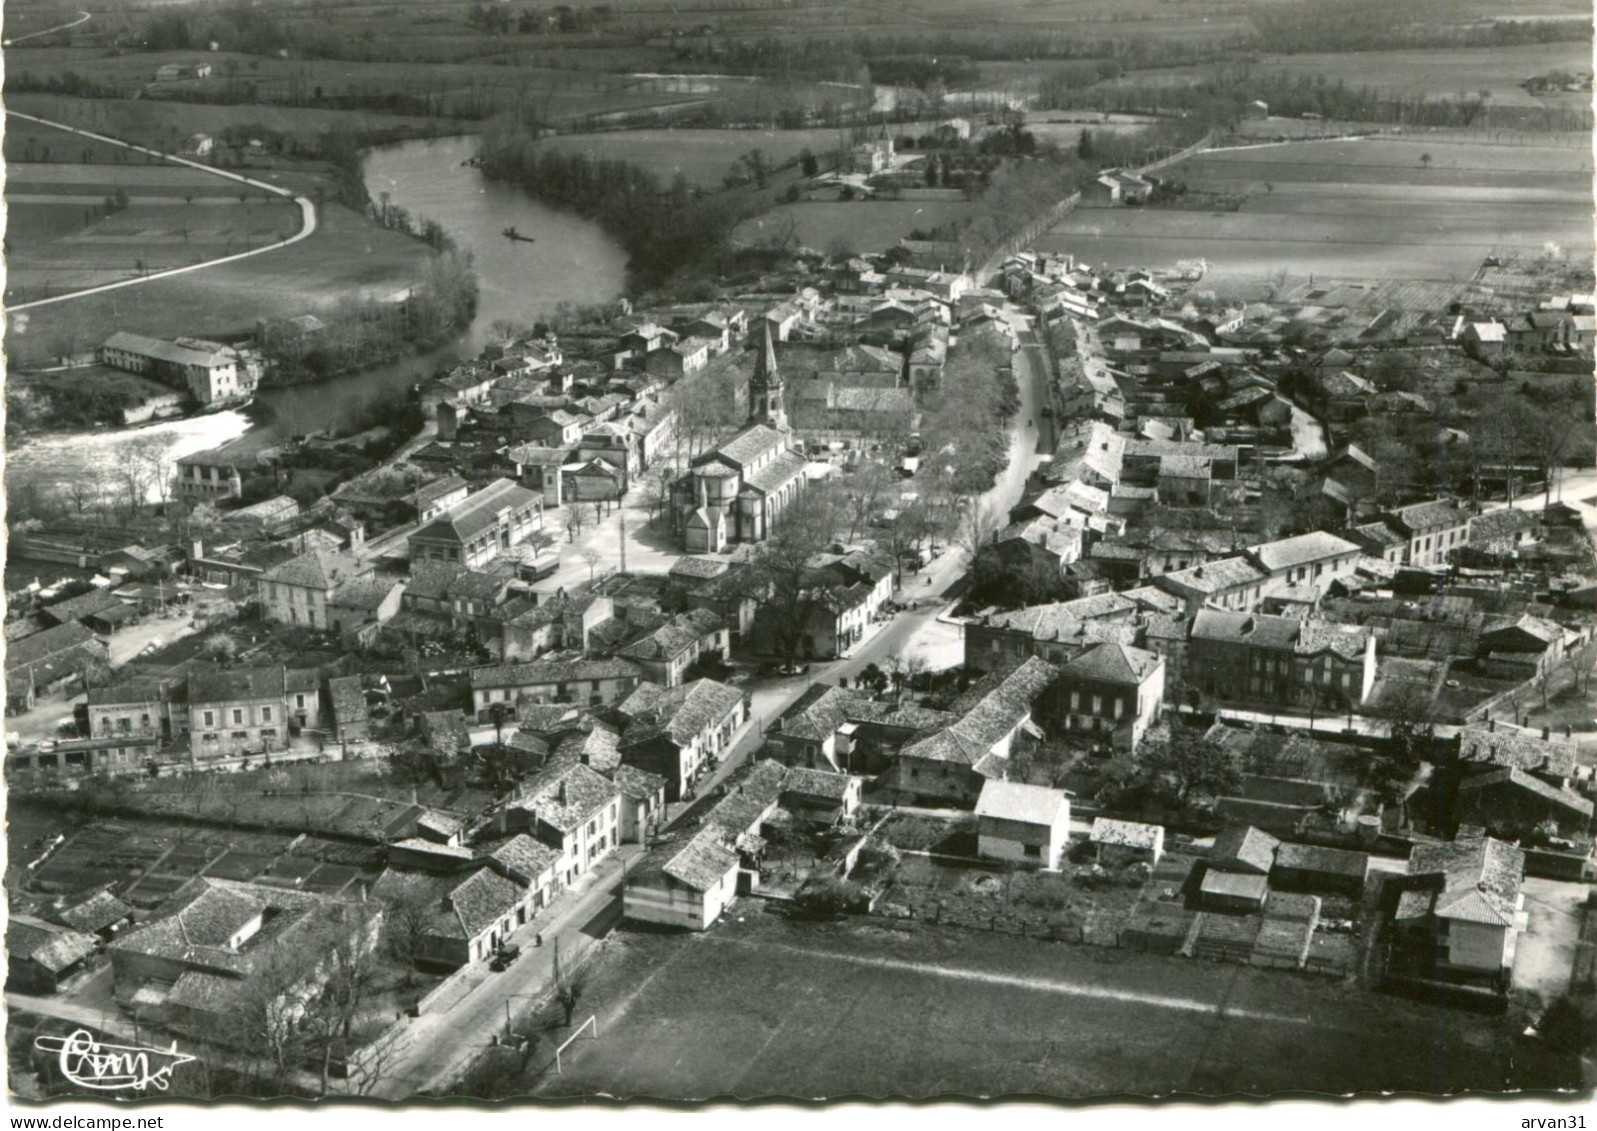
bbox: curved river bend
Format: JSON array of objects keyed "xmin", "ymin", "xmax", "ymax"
[{"xmin": 9, "ymin": 134, "xmax": 627, "ymax": 499}]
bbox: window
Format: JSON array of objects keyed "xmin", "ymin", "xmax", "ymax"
[
  {"xmin": 261, "ymin": 707, "xmax": 272, "ymax": 722},
  {"xmin": 295, "ymin": 694, "xmax": 306, "ymax": 709},
  {"xmin": 1070, "ymin": 690, "xmax": 1081, "ymax": 710},
  {"xmin": 232, "ymin": 731, "xmax": 248, "ymax": 739},
  {"xmin": 262, "ymin": 728, "xmax": 277, "ymax": 739},
  {"xmin": 203, "ymin": 711, "xmax": 215, "ymax": 727},
  {"xmin": 1091, "ymin": 694, "xmax": 1102, "ymax": 715},
  {"xmin": 1023, "ymin": 844, "xmax": 1041, "ymax": 859},
  {"xmin": 232, "ymin": 709, "xmax": 244, "ymax": 725}
]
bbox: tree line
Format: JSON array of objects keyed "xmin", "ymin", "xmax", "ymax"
[{"xmin": 476, "ymin": 125, "xmax": 746, "ymax": 296}]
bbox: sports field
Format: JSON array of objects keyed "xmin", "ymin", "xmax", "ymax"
[
  {"xmin": 1040, "ymin": 136, "xmax": 1593, "ymax": 281},
  {"xmin": 529, "ymin": 914, "xmax": 1510, "ymax": 1101}
]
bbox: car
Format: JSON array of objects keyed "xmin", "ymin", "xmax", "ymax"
[
  {"xmin": 489, "ymin": 943, "xmax": 521, "ymax": 972},
  {"xmin": 777, "ymin": 662, "xmax": 810, "ymax": 677}
]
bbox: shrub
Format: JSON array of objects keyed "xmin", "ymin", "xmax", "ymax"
[{"xmin": 792, "ymin": 876, "xmax": 872, "ymax": 919}]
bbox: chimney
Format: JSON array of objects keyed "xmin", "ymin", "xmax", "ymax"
[
  {"xmin": 1488, "ymin": 718, "xmax": 1496, "ymax": 732},
  {"xmin": 557, "ymin": 780, "xmax": 568, "ymax": 805},
  {"xmin": 1542, "ymin": 726, "xmax": 1551, "ymax": 740},
  {"xmin": 1194, "ymin": 566, "xmax": 1204, "ymax": 579}
]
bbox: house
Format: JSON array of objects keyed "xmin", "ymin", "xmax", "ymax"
[
  {"xmin": 39, "ymin": 587, "xmax": 137, "ymax": 636},
  {"xmin": 6, "ymin": 917, "xmax": 98, "ymax": 994},
  {"xmin": 1245, "ymin": 532, "xmax": 1361, "ymax": 598},
  {"xmin": 109, "ymin": 878, "xmax": 381, "ymax": 1040},
  {"xmin": 1188, "ymin": 609, "xmax": 1376, "ymax": 711},
  {"xmin": 1455, "ymin": 725, "xmax": 1578, "ymax": 787},
  {"xmin": 500, "ymin": 760, "xmax": 623, "ymax": 888},
  {"xmin": 1453, "ymin": 768, "xmax": 1593, "ymax": 840},
  {"xmin": 327, "ymin": 675, "xmax": 370, "ymax": 744},
  {"xmin": 412, "ymin": 475, "xmax": 472, "ymax": 523},
  {"xmin": 1154, "ymin": 557, "xmax": 1270, "ymax": 615},
  {"xmin": 1091, "ymin": 169, "xmax": 1153, "ymax": 205},
  {"xmin": 53, "ymin": 891, "xmax": 136, "ymax": 942},
  {"xmin": 1387, "ymin": 500, "xmax": 1473, "ymax": 569},
  {"xmin": 615, "ymin": 609, "xmax": 728, "ymax": 687},
  {"xmin": 848, "ymin": 131, "xmax": 894, "ymax": 175},
  {"xmin": 765, "ymin": 685, "xmax": 955, "ymax": 775},
  {"xmin": 86, "ymin": 676, "xmax": 179, "ymax": 742},
  {"xmin": 1210, "ymin": 825, "xmax": 1280, "ymax": 875},
  {"xmin": 612, "ymin": 764, "xmax": 669, "ymax": 843},
  {"xmin": 1089, "ymin": 818, "xmax": 1164, "ymax": 867},
  {"xmin": 1053, "ymin": 642, "xmax": 1166, "ymax": 752},
  {"xmin": 408, "ymin": 478, "xmax": 544, "ymax": 570},
  {"xmin": 470, "ymin": 658, "xmax": 642, "ymax": 718},
  {"xmin": 964, "ymin": 594, "xmax": 1141, "ymax": 673},
  {"xmin": 1199, "ymin": 868, "xmax": 1269, "ymax": 913},
  {"xmin": 778, "ymin": 764, "xmax": 863, "ymax": 824},
  {"xmin": 381, "ymin": 865, "xmax": 537, "ymax": 971},
  {"xmin": 327, "ymin": 577, "xmax": 405, "ymax": 646},
  {"xmin": 1478, "ymin": 614, "xmax": 1575, "ymax": 678},
  {"xmin": 645, "ymin": 337, "xmax": 713, "ymax": 380},
  {"xmin": 188, "ymin": 667, "xmax": 321, "ymax": 758},
  {"xmin": 618, "ymin": 678, "xmax": 748, "ymax": 801},
  {"xmin": 1468, "ymin": 508, "xmax": 1541, "ymax": 557},
  {"xmin": 258, "ymin": 548, "xmax": 371, "ymax": 630},
  {"xmin": 562, "ymin": 458, "xmax": 626, "ymax": 504},
  {"xmin": 890, "ymin": 658, "xmax": 1057, "ymax": 805},
  {"xmin": 1393, "ymin": 838, "xmax": 1525, "ymax": 977},
  {"xmin": 172, "ymin": 447, "xmax": 246, "ymax": 501},
  {"xmin": 6, "ymin": 622, "xmax": 110, "ymax": 713},
  {"xmin": 975, "ymin": 780, "xmax": 1071, "ymax": 870},
  {"xmin": 1464, "ymin": 321, "xmax": 1508, "ymax": 360}
]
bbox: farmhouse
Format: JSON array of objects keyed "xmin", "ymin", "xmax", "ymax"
[{"xmin": 1393, "ymin": 838, "xmax": 1525, "ymax": 977}]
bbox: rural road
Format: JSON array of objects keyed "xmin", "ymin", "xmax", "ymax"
[
  {"xmin": 3, "ymin": 9, "xmax": 90, "ymax": 45},
  {"xmin": 6, "ymin": 109, "xmax": 318, "ymax": 312}
]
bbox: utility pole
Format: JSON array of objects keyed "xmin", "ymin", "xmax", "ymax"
[{"xmin": 617, "ymin": 509, "xmax": 627, "ymax": 575}]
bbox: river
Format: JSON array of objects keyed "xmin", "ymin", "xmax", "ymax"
[{"xmin": 7, "ymin": 134, "xmax": 628, "ymax": 502}]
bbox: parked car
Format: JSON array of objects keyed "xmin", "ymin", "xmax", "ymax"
[{"xmin": 490, "ymin": 943, "xmax": 521, "ymax": 972}]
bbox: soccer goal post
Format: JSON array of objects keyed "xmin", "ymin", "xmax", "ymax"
[{"xmin": 554, "ymin": 1014, "xmax": 598, "ymax": 1075}]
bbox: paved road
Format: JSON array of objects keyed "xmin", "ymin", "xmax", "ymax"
[
  {"xmin": 7, "ymin": 109, "xmax": 318, "ymax": 311},
  {"xmin": 3, "ymin": 9, "xmax": 90, "ymax": 45}
]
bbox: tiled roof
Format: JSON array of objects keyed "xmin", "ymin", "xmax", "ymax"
[
  {"xmin": 1457, "ymin": 727, "xmax": 1578, "ymax": 778},
  {"xmin": 259, "ymin": 547, "xmax": 362, "ymax": 591},
  {"xmin": 6, "ymin": 621, "xmax": 98, "ymax": 670},
  {"xmin": 328, "ymin": 675, "xmax": 366, "ymax": 724},
  {"xmin": 438, "ymin": 868, "xmax": 524, "ymax": 939},
  {"xmin": 1391, "ymin": 499, "xmax": 1471, "ymax": 533},
  {"xmin": 55, "ymin": 890, "xmax": 134, "ymax": 934},
  {"xmin": 1210, "ymin": 825, "xmax": 1280, "ymax": 875},
  {"xmin": 901, "ymin": 657, "xmax": 1056, "ymax": 765},
  {"xmin": 668, "ymin": 556, "xmax": 730, "ymax": 581},
  {"xmin": 517, "ymin": 760, "xmax": 620, "ymax": 834},
  {"xmin": 482, "ymin": 833, "xmax": 560, "ymax": 884},
  {"xmin": 1059, "ymin": 641, "xmax": 1162, "ymax": 685},
  {"xmin": 42, "ymin": 587, "xmax": 126, "ymax": 625},
  {"xmin": 612, "ymin": 763, "xmax": 669, "ymax": 800},
  {"xmin": 621, "ymin": 679, "xmax": 743, "ymax": 749},
  {"xmin": 8, "ymin": 916, "xmax": 97, "ymax": 973},
  {"xmin": 1272, "ymin": 842, "xmax": 1368, "ymax": 878},
  {"xmin": 661, "ymin": 827, "xmax": 740, "ymax": 892},
  {"xmin": 780, "ymin": 765, "xmax": 854, "ymax": 801},
  {"xmin": 553, "ymin": 723, "xmax": 623, "ymax": 772},
  {"xmin": 471, "ymin": 658, "xmax": 640, "ymax": 690},
  {"xmin": 1248, "ymin": 531, "xmax": 1359, "ymax": 572},
  {"xmin": 1295, "ymin": 620, "xmax": 1372, "ymax": 660},
  {"xmin": 701, "ymin": 424, "xmax": 790, "ymax": 469},
  {"xmin": 1397, "ymin": 838, "xmax": 1524, "ymax": 927},
  {"xmin": 976, "ymin": 779, "xmax": 1067, "ymax": 826},
  {"xmin": 1158, "ymin": 557, "xmax": 1267, "ymax": 595},
  {"xmin": 617, "ymin": 610, "xmax": 723, "ymax": 662},
  {"xmin": 742, "ymin": 449, "xmax": 809, "ymax": 495},
  {"xmin": 1459, "ymin": 767, "xmax": 1593, "ymax": 816},
  {"xmin": 412, "ymin": 479, "xmax": 541, "ymax": 546},
  {"xmin": 188, "ymin": 666, "xmax": 294, "ymax": 705},
  {"xmin": 1090, "ymin": 817, "xmax": 1163, "ymax": 850}
]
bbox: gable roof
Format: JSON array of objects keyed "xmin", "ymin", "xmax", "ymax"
[
  {"xmin": 1457, "ymin": 767, "xmax": 1593, "ymax": 817},
  {"xmin": 1248, "ymin": 531, "xmax": 1359, "ymax": 572},
  {"xmin": 1457, "ymin": 726, "xmax": 1578, "ymax": 778},
  {"xmin": 976, "ymin": 779, "xmax": 1068, "ymax": 826},
  {"xmin": 1209, "ymin": 825, "xmax": 1280, "ymax": 875},
  {"xmin": 1396, "ymin": 837, "xmax": 1524, "ymax": 927},
  {"xmin": 1090, "ymin": 817, "xmax": 1163, "ymax": 850},
  {"xmin": 900, "ymin": 657, "xmax": 1056, "ymax": 766},
  {"xmin": 259, "ymin": 547, "xmax": 363, "ymax": 592},
  {"xmin": 412, "ymin": 479, "xmax": 541, "ymax": 546},
  {"xmin": 621, "ymin": 679, "xmax": 743, "ymax": 749},
  {"xmin": 8, "ymin": 917, "xmax": 98, "ymax": 973}
]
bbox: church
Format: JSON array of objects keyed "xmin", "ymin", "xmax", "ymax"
[{"xmin": 673, "ymin": 323, "xmax": 810, "ymax": 553}]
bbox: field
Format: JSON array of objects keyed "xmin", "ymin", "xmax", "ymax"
[
  {"xmin": 1251, "ymin": 43, "xmax": 1596, "ymax": 110},
  {"xmin": 735, "ymin": 199, "xmax": 976, "ymax": 255},
  {"xmin": 6, "ymin": 163, "xmax": 299, "ymax": 303},
  {"xmin": 534, "ymin": 127, "xmax": 852, "ymax": 188},
  {"xmin": 1040, "ymin": 136, "xmax": 1593, "ymax": 281},
  {"xmin": 8, "ymin": 203, "xmax": 437, "ymax": 363},
  {"xmin": 525, "ymin": 913, "xmax": 1515, "ymax": 1100}
]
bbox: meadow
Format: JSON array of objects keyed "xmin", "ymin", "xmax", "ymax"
[
  {"xmin": 8, "ymin": 203, "xmax": 437, "ymax": 363},
  {"xmin": 1040, "ymin": 136, "xmax": 1593, "ymax": 281},
  {"xmin": 1252, "ymin": 42, "xmax": 1595, "ymax": 109}
]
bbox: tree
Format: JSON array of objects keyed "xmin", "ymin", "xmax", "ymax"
[
  {"xmin": 1419, "ymin": 152, "xmax": 1432, "ymax": 169},
  {"xmin": 1138, "ymin": 728, "xmax": 1241, "ymax": 806},
  {"xmin": 829, "ymin": 461, "xmax": 895, "ymax": 543},
  {"xmin": 799, "ymin": 148, "xmax": 819, "ymax": 178},
  {"xmin": 952, "ymin": 498, "xmax": 1006, "ymax": 564},
  {"xmin": 552, "ymin": 938, "xmax": 583, "ymax": 1027},
  {"xmin": 488, "ymin": 701, "xmax": 514, "ymax": 747},
  {"xmin": 581, "ymin": 546, "xmax": 603, "ymax": 582},
  {"xmin": 1367, "ymin": 690, "xmax": 1433, "ymax": 806},
  {"xmin": 302, "ymin": 904, "xmax": 385, "ymax": 1096},
  {"xmin": 734, "ymin": 491, "xmax": 843, "ymax": 667},
  {"xmin": 565, "ymin": 505, "xmax": 586, "ymax": 543},
  {"xmin": 203, "ymin": 632, "xmax": 239, "ymax": 663}
]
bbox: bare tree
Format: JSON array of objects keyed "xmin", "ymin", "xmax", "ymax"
[
  {"xmin": 952, "ymin": 498, "xmax": 1006, "ymax": 563},
  {"xmin": 580, "ymin": 546, "xmax": 603, "ymax": 582}
]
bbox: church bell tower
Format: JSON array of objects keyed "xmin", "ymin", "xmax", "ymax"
[{"xmin": 748, "ymin": 320, "xmax": 788, "ymax": 432}]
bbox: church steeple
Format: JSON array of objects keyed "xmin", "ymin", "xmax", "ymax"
[{"xmin": 749, "ymin": 320, "xmax": 787, "ymax": 431}]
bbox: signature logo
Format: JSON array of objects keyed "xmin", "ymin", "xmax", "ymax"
[{"xmin": 35, "ymin": 1030, "xmax": 196, "ymax": 1092}]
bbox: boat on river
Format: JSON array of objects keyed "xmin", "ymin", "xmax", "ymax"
[{"xmin": 502, "ymin": 226, "xmax": 536, "ymax": 243}]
